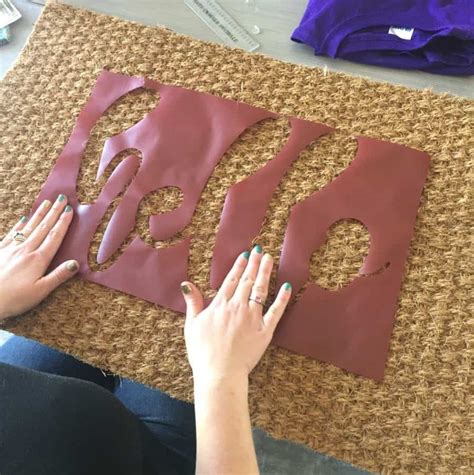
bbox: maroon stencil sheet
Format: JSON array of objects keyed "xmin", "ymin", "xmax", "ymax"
[
  {"xmin": 30, "ymin": 70, "xmax": 430, "ymax": 380},
  {"xmin": 273, "ymin": 137, "xmax": 430, "ymax": 380},
  {"xmin": 211, "ymin": 118, "xmax": 332, "ymax": 288},
  {"xmin": 32, "ymin": 70, "xmax": 275, "ymax": 312}
]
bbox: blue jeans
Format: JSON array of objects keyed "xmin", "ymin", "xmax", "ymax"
[{"xmin": 0, "ymin": 335, "xmax": 196, "ymax": 465}]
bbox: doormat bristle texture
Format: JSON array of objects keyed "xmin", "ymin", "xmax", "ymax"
[{"xmin": 0, "ymin": 3, "xmax": 472, "ymax": 473}]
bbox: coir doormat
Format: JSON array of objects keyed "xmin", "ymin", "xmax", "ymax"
[{"xmin": 0, "ymin": 2, "xmax": 472, "ymax": 473}]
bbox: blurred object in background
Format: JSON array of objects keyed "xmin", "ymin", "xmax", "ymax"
[
  {"xmin": 0, "ymin": 24, "xmax": 11, "ymax": 45},
  {"xmin": 0, "ymin": 0, "xmax": 21, "ymax": 28},
  {"xmin": 292, "ymin": 0, "xmax": 474, "ymax": 76},
  {"xmin": 0, "ymin": 0, "xmax": 21, "ymax": 46}
]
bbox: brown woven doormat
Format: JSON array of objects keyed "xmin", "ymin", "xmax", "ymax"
[{"xmin": 1, "ymin": 2, "xmax": 472, "ymax": 473}]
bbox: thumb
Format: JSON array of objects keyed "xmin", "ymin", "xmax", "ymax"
[
  {"xmin": 38, "ymin": 260, "xmax": 79, "ymax": 295},
  {"xmin": 180, "ymin": 281, "xmax": 204, "ymax": 319}
]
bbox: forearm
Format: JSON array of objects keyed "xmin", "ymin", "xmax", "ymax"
[
  {"xmin": 194, "ymin": 375, "xmax": 259, "ymax": 475},
  {"xmin": 182, "ymin": 248, "xmax": 290, "ymax": 473}
]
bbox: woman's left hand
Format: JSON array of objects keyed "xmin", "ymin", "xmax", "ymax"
[{"xmin": 0, "ymin": 194, "xmax": 79, "ymax": 321}]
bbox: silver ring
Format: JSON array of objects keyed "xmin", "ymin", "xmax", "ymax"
[
  {"xmin": 249, "ymin": 295, "xmax": 265, "ymax": 306},
  {"xmin": 12, "ymin": 231, "xmax": 26, "ymax": 242}
]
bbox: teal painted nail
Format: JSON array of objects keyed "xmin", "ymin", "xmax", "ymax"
[
  {"xmin": 254, "ymin": 245, "xmax": 262, "ymax": 254},
  {"xmin": 284, "ymin": 282, "xmax": 292, "ymax": 291},
  {"xmin": 181, "ymin": 283, "xmax": 191, "ymax": 295},
  {"xmin": 66, "ymin": 261, "xmax": 78, "ymax": 272},
  {"xmin": 242, "ymin": 251, "xmax": 250, "ymax": 260},
  {"xmin": 58, "ymin": 194, "xmax": 66, "ymax": 202},
  {"xmin": 64, "ymin": 205, "xmax": 72, "ymax": 213},
  {"xmin": 20, "ymin": 216, "xmax": 28, "ymax": 223}
]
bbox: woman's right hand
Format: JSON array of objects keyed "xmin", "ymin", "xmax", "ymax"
[{"xmin": 181, "ymin": 246, "xmax": 292, "ymax": 385}]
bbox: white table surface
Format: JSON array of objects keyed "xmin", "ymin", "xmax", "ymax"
[{"xmin": 1, "ymin": 0, "xmax": 473, "ymax": 98}]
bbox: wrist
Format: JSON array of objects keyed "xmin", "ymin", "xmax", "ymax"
[{"xmin": 193, "ymin": 371, "xmax": 249, "ymax": 394}]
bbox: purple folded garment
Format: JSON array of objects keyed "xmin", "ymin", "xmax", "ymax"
[{"xmin": 292, "ymin": 0, "xmax": 474, "ymax": 76}]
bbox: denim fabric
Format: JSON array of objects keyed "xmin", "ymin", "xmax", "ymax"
[{"xmin": 0, "ymin": 336, "xmax": 196, "ymax": 475}]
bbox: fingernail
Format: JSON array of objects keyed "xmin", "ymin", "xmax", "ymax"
[
  {"xmin": 181, "ymin": 283, "xmax": 191, "ymax": 295},
  {"xmin": 57, "ymin": 194, "xmax": 66, "ymax": 202},
  {"xmin": 254, "ymin": 244, "xmax": 262, "ymax": 254},
  {"xmin": 66, "ymin": 260, "xmax": 78, "ymax": 272},
  {"xmin": 242, "ymin": 251, "xmax": 250, "ymax": 260},
  {"xmin": 64, "ymin": 205, "xmax": 72, "ymax": 213},
  {"xmin": 284, "ymin": 282, "xmax": 292, "ymax": 291},
  {"xmin": 43, "ymin": 200, "xmax": 51, "ymax": 208},
  {"xmin": 20, "ymin": 216, "xmax": 28, "ymax": 223}
]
